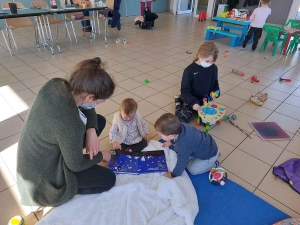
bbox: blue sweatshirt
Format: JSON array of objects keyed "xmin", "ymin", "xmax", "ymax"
[
  {"xmin": 181, "ymin": 62, "xmax": 220, "ymax": 107},
  {"xmin": 171, "ymin": 123, "xmax": 218, "ymax": 177}
]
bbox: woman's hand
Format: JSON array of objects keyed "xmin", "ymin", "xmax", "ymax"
[
  {"xmin": 112, "ymin": 141, "xmax": 122, "ymax": 150},
  {"xmin": 162, "ymin": 141, "xmax": 172, "ymax": 148},
  {"xmin": 193, "ymin": 104, "xmax": 201, "ymax": 111},
  {"xmin": 86, "ymin": 128, "xmax": 100, "ymax": 160},
  {"xmin": 144, "ymin": 133, "xmax": 150, "ymax": 142},
  {"xmin": 163, "ymin": 171, "xmax": 173, "ymax": 179},
  {"xmin": 101, "ymin": 151, "xmax": 111, "ymax": 163}
]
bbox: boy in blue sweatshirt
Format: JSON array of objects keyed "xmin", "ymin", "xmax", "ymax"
[
  {"xmin": 155, "ymin": 113, "xmax": 219, "ymax": 178},
  {"xmin": 175, "ymin": 42, "xmax": 220, "ymax": 123}
]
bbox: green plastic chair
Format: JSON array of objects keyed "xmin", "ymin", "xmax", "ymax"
[
  {"xmin": 284, "ymin": 19, "xmax": 300, "ymax": 29},
  {"xmin": 286, "ymin": 34, "xmax": 300, "ymax": 55},
  {"xmin": 259, "ymin": 25, "xmax": 286, "ymax": 56}
]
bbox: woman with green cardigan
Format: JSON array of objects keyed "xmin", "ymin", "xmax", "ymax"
[{"xmin": 17, "ymin": 57, "xmax": 116, "ymax": 207}]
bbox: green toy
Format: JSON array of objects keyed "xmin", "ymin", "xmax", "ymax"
[
  {"xmin": 207, "ymin": 26, "xmax": 221, "ymax": 31},
  {"xmin": 144, "ymin": 79, "xmax": 149, "ymax": 84}
]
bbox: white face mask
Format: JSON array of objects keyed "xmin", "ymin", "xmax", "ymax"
[{"xmin": 200, "ymin": 60, "xmax": 213, "ymax": 68}]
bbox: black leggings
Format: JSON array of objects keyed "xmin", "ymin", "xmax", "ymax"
[
  {"xmin": 75, "ymin": 114, "xmax": 116, "ymax": 195},
  {"xmin": 121, "ymin": 138, "xmax": 148, "ymax": 153},
  {"xmin": 242, "ymin": 26, "xmax": 263, "ymax": 50}
]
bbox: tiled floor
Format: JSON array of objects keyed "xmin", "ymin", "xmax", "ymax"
[{"xmin": 0, "ymin": 13, "xmax": 300, "ymax": 224}]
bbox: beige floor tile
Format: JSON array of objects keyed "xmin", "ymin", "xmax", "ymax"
[
  {"xmin": 0, "ymin": 161, "xmax": 15, "ymax": 192},
  {"xmin": 111, "ymin": 73, "xmax": 129, "ymax": 83},
  {"xmin": 258, "ymin": 150, "xmax": 300, "ymax": 215},
  {"xmin": 254, "ymin": 190, "xmax": 300, "ymax": 218},
  {"xmin": 222, "ymin": 168, "xmax": 256, "ymax": 193},
  {"xmin": 284, "ymin": 95, "xmax": 300, "ymax": 108},
  {"xmin": 0, "ymin": 185, "xmax": 32, "ymax": 225},
  {"xmin": 123, "ymin": 59, "xmax": 145, "ymax": 68},
  {"xmin": 218, "ymin": 82, "xmax": 235, "ymax": 93},
  {"xmin": 230, "ymin": 111, "xmax": 261, "ymax": 133},
  {"xmin": 111, "ymin": 92, "xmax": 141, "ymax": 104},
  {"xmin": 99, "ymin": 136, "xmax": 112, "ymax": 152},
  {"xmin": 21, "ymin": 77, "xmax": 48, "ymax": 89},
  {"xmin": 265, "ymin": 112, "xmax": 300, "ymax": 134},
  {"xmin": 133, "ymin": 74, "xmax": 158, "ymax": 84},
  {"xmin": 209, "ymin": 121, "xmax": 247, "ymax": 147},
  {"xmin": 99, "ymin": 121, "xmax": 111, "ymax": 140},
  {"xmin": 0, "ymin": 76, "xmax": 19, "ymax": 86},
  {"xmin": 162, "ymin": 86, "xmax": 180, "ymax": 98},
  {"xmin": 220, "ymin": 74, "xmax": 244, "ymax": 86},
  {"xmin": 212, "ymin": 137, "xmax": 235, "ymax": 163},
  {"xmin": 258, "ymin": 71, "xmax": 281, "ymax": 81},
  {"xmin": 117, "ymin": 79, "xmax": 143, "ymax": 91},
  {"xmin": 214, "ymin": 94, "xmax": 246, "ymax": 110},
  {"xmin": 145, "ymin": 79, "xmax": 173, "ymax": 91},
  {"xmin": 29, "ymin": 85, "xmax": 44, "ymax": 95},
  {"xmin": 160, "ymin": 64, "xmax": 182, "ymax": 73},
  {"xmin": 292, "ymin": 88, "xmax": 300, "ymax": 98},
  {"xmin": 135, "ymin": 100, "xmax": 160, "ymax": 117},
  {"xmin": 161, "ymin": 74, "xmax": 182, "ymax": 85},
  {"xmin": 145, "ymin": 121, "xmax": 156, "ymax": 138},
  {"xmin": 110, "ymin": 64, "xmax": 131, "ymax": 73},
  {"xmin": 120, "ymin": 68, "xmax": 143, "ymax": 78},
  {"xmin": 263, "ymin": 87, "xmax": 290, "ymax": 102},
  {"xmin": 1, "ymin": 89, "xmax": 35, "ymax": 104},
  {"xmin": 238, "ymin": 81, "xmax": 265, "ymax": 93},
  {"xmin": 275, "ymin": 103, "xmax": 300, "ymax": 121},
  {"xmin": 221, "ymin": 149, "xmax": 270, "ymax": 187},
  {"xmin": 268, "ymin": 82, "xmax": 296, "ymax": 94},
  {"xmin": 238, "ymin": 102, "xmax": 273, "ymax": 121},
  {"xmin": 0, "ymin": 96, "xmax": 18, "ymax": 122},
  {"xmin": 95, "ymin": 99, "xmax": 119, "ymax": 116},
  {"xmin": 146, "ymin": 93, "xmax": 174, "ymax": 108},
  {"xmin": 254, "ymin": 77, "xmax": 274, "ymax": 87},
  {"xmin": 144, "ymin": 109, "xmax": 168, "ymax": 125},
  {"xmin": 135, "ymin": 64, "xmax": 156, "ymax": 73},
  {"xmin": 36, "ymin": 66, "xmax": 61, "ymax": 76},
  {"xmin": 9, "ymin": 98, "xmax": 34, "ymax": 114},
  {"xmin": 150, "ymin": 60, "xmax": 167, "ymax": 68},
  {"xmin": 227, "ymin": 87, "xmax": 255, "ymax": 101},
  {"xmin": 285, "ymin": 135, "xmax": 300, "ymax": 156},
  {"xmin": 261, "ymin": 97, "xmax": 282, "ymax": 111},
  {"xmin": 238, "ymin": 134, "xmax": 283, "ymax": 165},
  {"xmin": 24, "ymin": 213, "xmax": 39, "ymax": 225},
  {"xmin": 263, "ymin": 67, "xmax": 287, "ymax": 76},
  {"xmin": 163, "ymin": 103, "xmax": 176, "ymax": 114},
  {"xmin": 0, "ymin": 117, "xmax": 24, "ymax": 140},
  {"xmin": 147, "ymin": 69, "xmax": 170, "ymax": 78},
  {"xmin": 14, "ymin": 71, "xmax": 41, "ymax": 81},
  {"xmin": 130, "ymin": 85, "xmax": 158, "ymax": 99}
]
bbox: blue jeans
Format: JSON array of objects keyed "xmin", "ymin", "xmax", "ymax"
[
  {"xmin": 75, "ymin": 114, "xmax": 116, "ymax": 194},
  {"xmin": 81, "ymin": 11, "xmax": 90, "ymax": 27}
]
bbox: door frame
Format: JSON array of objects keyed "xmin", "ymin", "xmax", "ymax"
[{"xmin": 177, "ymin": 0, "xmax": 194, "ymax": 14}]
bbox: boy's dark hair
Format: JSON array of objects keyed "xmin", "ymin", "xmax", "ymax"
[
  {"xmin": 69, "ymin": 57, "xmax": 115, "ymax": 99},
  {"xmin": 154, "ymin": 113, "xmax": 182, "ymax": 135},
  {"xmin": 120, "ymin": 98, "xmax": 138, "ymax": 115}
]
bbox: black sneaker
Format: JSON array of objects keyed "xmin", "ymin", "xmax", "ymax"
[
  {"xmin": 175, "ymin": 95, "xmax": 183, "ymax": 104},
  {"xmin": 215, "ymin": 160, "xmax": 220, "ymax": 168}
]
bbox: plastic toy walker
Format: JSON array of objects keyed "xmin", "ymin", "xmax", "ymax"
[
  {"xmin": 196, "ymin": 90, "xmax": 225, "ymax": 133},
  {"xmin": 209, "ymin": 167, "xmax": 227, "ymax": 186}
]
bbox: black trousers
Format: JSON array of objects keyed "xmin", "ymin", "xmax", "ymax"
[
  {"xmin": 121, "ymin": 138, "xmax": 148, "ymax": 153},
  {"xmin": 242, "ymin": 26, "xmax": 263, "ymax": 50},
  {"xmin": 75, "ymin": 114, "xmax": 116, "ymax": 195},
  {"xmin": 175, "ymin": 103, "xmax": 195, "ymax": 123}
]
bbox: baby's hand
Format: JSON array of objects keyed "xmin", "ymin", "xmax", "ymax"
[
  {"xmin": 112, "ymin": 141, "xmax": 121, "ymax": 150},
  {"xmin": 144, "ymin": 133, "xmax": 150, "ymax": 142},
  {"xmin": 162, "ymin": 141, "xmax": 172, "ymax": 148},
  {"xmin": 192, "ymin": 104, "xmax": 201, "ymax": 111},
  {"xmin": 163, "ymin": 171, "xmax": 173, "ymax": 179}
]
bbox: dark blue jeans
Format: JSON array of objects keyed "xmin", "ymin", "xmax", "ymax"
[
  {"xmin": 81, "ymin": 11, "xmax": 91, "ymax": 28},
  {"xmin": 75, "ymin": 114, "xmax": 116, "ymax": 194}
]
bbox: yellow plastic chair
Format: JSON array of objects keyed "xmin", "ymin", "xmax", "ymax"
[
  {"xmin": 2, "ymin": 2, "xmax": 38, "ymax": 53},
  {"xmin": 31, "ymin": 0, "xmax": 72, "ymax": 43}
]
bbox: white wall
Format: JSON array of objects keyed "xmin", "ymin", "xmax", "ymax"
[{"xmin": 286, "ymin": 0, "xmax": 300, "ymax": 22}]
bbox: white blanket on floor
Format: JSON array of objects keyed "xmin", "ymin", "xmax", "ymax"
[{"xmin": 37, "ymin": 140, "xmax": 199, "ymax": 225}]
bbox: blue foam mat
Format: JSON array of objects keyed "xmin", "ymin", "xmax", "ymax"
[
  {"xmin": 189, "ymin": 173, "xmax": 288, "ymax": 225},
  {"xmin": 159, "ymin": 139, "xmax": 289, "ymax": 224}
]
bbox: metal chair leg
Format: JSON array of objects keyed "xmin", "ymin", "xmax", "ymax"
[
  {"xmin": 70, "ymin": 21, "xmax": 77, "ymax": 42},
  {"xmin": 6, "ymin": 27, "xmax": 12, "ymax": 48},
  {"xmin": 1, "ymin": 29, "xmax": 12, "ymax": 55},
  {"xmin": 64, "ymin": 21, "xmax": 72, "ymax": 44},
  {"xmin": 8, "ymin": 28, "xmax": 19, "ymax": 54}
]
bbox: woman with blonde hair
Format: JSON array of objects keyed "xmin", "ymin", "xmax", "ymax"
[{"xmin": 175, "ymin": 42, "xmax": 220, "ymax": 123}]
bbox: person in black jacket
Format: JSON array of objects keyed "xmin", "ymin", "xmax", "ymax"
[
  {"xmin": 175, "ymin": 42, "xmax": 220, "ymax": 123},
  {"xmin": 243, "ymin": 0, "xmax": 260, "ymax": 7}
]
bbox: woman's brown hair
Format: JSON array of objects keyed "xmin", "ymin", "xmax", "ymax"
[
  {"xmin": 69, "ymin": 57, "xmax": 115, "ymax": 99},
  {"xmin": 193, "ymin": 42, "xmax": 219, "ymax": 62}
]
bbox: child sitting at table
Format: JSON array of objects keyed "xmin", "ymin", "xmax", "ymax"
[
  {"xmin": 175, "ymin": 41, "xmax": 220, "ymax": 123},
  {"xmin": 241, "ymin": 0, "xmax": 271, "ymax": 51},
  {"xmin": 154, "ymin": 113, "xmax": 219, "ymax": 178},
  {"xmin": 109, "ymin": 98, "xmax": 150, "ymax": 152}
]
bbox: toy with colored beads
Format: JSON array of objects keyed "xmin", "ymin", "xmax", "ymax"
[
  {"xmin": 198, "ymin": 102, "xmax": 226, "ymax": 125},
  {"xmin": 209, "ymin": 167, "xmax": 227, "ymax": 186}
]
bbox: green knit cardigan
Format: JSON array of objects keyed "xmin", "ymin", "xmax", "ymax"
[{"xmin": 17, "ymin": 78, "xmax": 103, "ymax": 207}]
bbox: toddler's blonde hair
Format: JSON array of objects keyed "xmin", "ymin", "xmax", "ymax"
[
  {"xmin": 120, "ymin": 98, "xmax": 138, "ymax": 115},
  {"xmin": 193, "ymin": 42, "xmax": 219, "ymax": 62}
]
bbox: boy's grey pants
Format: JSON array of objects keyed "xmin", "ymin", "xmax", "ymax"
[{"xmin": 187, "ymin": 150, "xmax": 220, "ymax": 175}]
